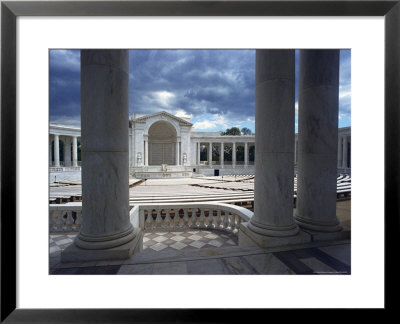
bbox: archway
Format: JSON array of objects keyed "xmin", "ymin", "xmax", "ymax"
[{"xmin": 148, "ymin": 120, "xmax": 177, "ymax": 165}]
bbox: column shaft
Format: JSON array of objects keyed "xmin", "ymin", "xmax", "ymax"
[
  {"xmin": 220, "ymin": 142, "xmax": 224, "ymax": 168},
  {"xmin": 176, "ymin": 141, "xmax": 180, "ymax": 165},
  {"xmin": 337, "ymin": 135, "xmax": 343, "ymax": 168},
  {"xmin": 72, "ymin": 136, "xmax": 78, "ymax": 167},
  {"xmin": 248, "ymin": 49, "xmax": 298, "ymax": 237},
  {"xmin": 197, "ymin": 143, "xmax": 201, "ymax": 165},
  {"xmin": 209, "ymin": 142, "xmax": 213, "ymax": 167},
  {"xmin": 145, "ymin": 139, "xmax": 149, "ymax": 166},
  {"xmin": 244, "ymin": 142, "xmax": 249, "ymax": 167},
  {"xmin": 342, "ymin": 136, "xmax": 348, "ymax": 168},
  {"xmin": 232, "ymin": 142, "xmax": 236, "ymax": 167},
  {"xmin": 49, "ymin": 136, "xmax": 53, "ymax": 166},
  {"xmin": 54, "ymin": 134, "xmax": 60, "ymax": 167},
  {"xmin": 76, "ymin": 49, "xmax": 137, "ymax": 250},
  {"xmin": 294, "ymin": 50, "xmax": 342, "ymax": 232}
]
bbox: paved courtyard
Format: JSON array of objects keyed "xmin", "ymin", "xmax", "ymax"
[
  {"xmin": 50, "ymin": 238, "xmax": 350, "ymax": 275},
  {"xmin": 50, "ymin": 229, "xmax": 238, "ymax": 257},
  {"xmin": 49, "ymin": 174, "xmax": 350, "ymax": 275}
]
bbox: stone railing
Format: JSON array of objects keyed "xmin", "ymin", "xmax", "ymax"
[
  {"xmin": 138, "ymin": 202, "xmax": 253, "ymax": 235},
  {"xmin": 49, "ymin": 204, "xmax": 82, "ymax": 232},
  {"xmin": 49, "ymin": 202, "xmax": 253, "ymax": 236}
]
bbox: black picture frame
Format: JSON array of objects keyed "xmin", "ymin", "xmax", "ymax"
[{"xmin": 1, "ymin": 0, "xmax": 398, "ymax": 321}]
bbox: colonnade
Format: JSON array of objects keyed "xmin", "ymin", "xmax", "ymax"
[
  {"xmin": 196, "ymin": 141, "xmax": 255, "ymax": 168},
  {"xmin": 62, "ymin": 48, "xmax": 346, "ymax": 262},
  {"xmin": 49, "ymin": 134, "xmax": 80, "ymax": 167},
  {"xmin": 240, "ymin": 49, "xmax": 343, "ymax": 248},
  {"xmin": 337, "ymin": 134, "xmax": 351, "ymax": 168}
]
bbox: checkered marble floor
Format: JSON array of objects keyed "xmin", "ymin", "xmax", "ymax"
[
  {"xmin": 49, "ymin": 234, "xmax": 76, "ymax": 257},
  {"xmin": 143, "ymin": 229, "xmax": 238, "ymax": 253},
  {"xmin": 49, "ymin": 229, "xmax": 238, "ymax": 257}
]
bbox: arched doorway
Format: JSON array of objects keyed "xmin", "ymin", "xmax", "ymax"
[{"xmin": 148, "ymin": 120, "xmax": 177, "ymax": 165}]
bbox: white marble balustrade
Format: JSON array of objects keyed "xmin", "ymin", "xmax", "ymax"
[
  {"xmin": 49, "ymin": 202, "xmax": 253, "ymax": 236},
  {"xmin": 139, "ymin": 202, "xmax": 252, "ymax": 234},
  {"xmin": 49, "ymin": 205, "xmax": 82, "ymax": 232}
]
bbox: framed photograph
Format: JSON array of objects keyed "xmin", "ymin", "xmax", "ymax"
[{"xmin": 1, "ymin": 0, "xmax": 397, "ymax": 321}]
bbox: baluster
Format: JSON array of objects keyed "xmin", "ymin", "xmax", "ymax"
[
  {"xmin": 199, "ymin": 209, "xmax": 206, "ymax": 228},
  {"xmin": 56, "ymin": 211, "xmax": 65, "ymax": 232},
  {"xmin": 165, "ymin": 209, "xmax": 171, "ymax": 228},
  {"xmin": 183, "ymin": 209, "xmax": 189, "ymax": 228},
  {"xmin": 49, "ymin": 210, "xmax": 56, "ymax": 232},
  {"xmin": 190, "ymin": 209, "xmax": 197, "ymax": 229},
  {"xmin": 223, "ymin": 211, "xmax": 229, "ymax": 230},
  {"xmin": 65, "ymin": 211, "xmax": 74, "ymax": 231},
  {"xmin": 236, "ymin": 217, "xmax": 242, "ymax": 232},
  {"xmin": 174, "ymin": 209, "xmax": 180, "ymax": 228},
  {"xmin": 146, "ymin": 209, "xmax": 153, "ymax": 230},
  {"xmin": 207, "ymin": 209, "xmax": 214, "ymax": 229},
  {"xmin": 216, "ymin": 210, "xmax": 222, "ymax": 229},
  {"xmin": 230, "ymin": 214, "xmax": 236, "ymax": 233},
  {"xmin": 74, "ymin": 210, "xmax": 82, "ymax": 231},
  {"xmin": 155, "ymin": 209, "xmax": 162, "ymax": 228}
]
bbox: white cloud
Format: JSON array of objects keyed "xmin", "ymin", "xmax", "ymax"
[
  {"xmin": 193, "ymin": 120, "xmax": 217, "ymax": 130},
  {"xmin": 50, "ymin": 115, "xmax": 81, "ymax": 127},
  {"xmin": 339, "ymin": 90, "xmax": 351, "ymax": 99},
  {"xmin": 50, "ymin": 50, "xmax": 80, "ymax": 72},
  {"xmin": 193, "ymin": 114, "xmax": 229, "ymax": 130},
  {"xmin": 175, "ymin": 109, "xmax": 193, "ymax": 119},
  {"xmin": 153, "ymin": 91, "xmax": 175, "ymax": 107}
]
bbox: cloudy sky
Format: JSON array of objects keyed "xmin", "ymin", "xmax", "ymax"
[{"xmin": 50, "ymin": 49, "xmax": 351, "ymax": 132}]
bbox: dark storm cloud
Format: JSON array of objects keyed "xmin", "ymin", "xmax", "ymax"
[
  {"xmin": 294, "ymin": 49, "xmax": 351, "ymax": 126},
  {"xmin": 49, "ymin": 49, "xmax": 350, "ymax": 127},
  {"xmin": 49, "ymin": 50, "xmax": 81, "ymax": 125},
  {"xmin": 339, "ymin": 50, "xmax": 351, "ymax": 119},
  {"xmin": 129, "ymin": 50, "xmax": 255, "ymax": 120}
]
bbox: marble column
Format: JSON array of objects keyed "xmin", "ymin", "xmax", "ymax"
[
  {"xmin": 62, "ymin": 49, "xmax": 141, "ymax": 262},
  {"xmin": 342, "ymin": 136, "xmax": 348, "ymax": 168},
  {"xmin": 294, "ymin": 50, "xmax": 342, "ymax": 232},
  {"xmin": 54, "ymin": 134, "xmax": 60, "ymax": 167},
  {"xmin": 197, "ymin": 143, "xmax": 199, "ymax": 165},
  {"xmin": 232, "ymin": 142, "xmax": 236, "ymax": 168},
  {"xmin": 244, "ymin": 142, "xmax": 249, "ymax": 167},
  {"xmin": 220, "ymin": 142, "xmax": 224, "ymax": 168},
  {"xmin": 64, "ymin": 137, "xmax": 72, "ymax": 167},
  {"xmin": 176, "ymin": 140, "xmax": 180, "ymax": 165},
  {"xmin": 49, "ymin": 136, "xmax": 53, "ymax": 166},
  {"xmin": 247, "ymin": 49, "xmax": 299, "ymax": 238},
  {"xmin": 144, "ymin": 136, "xmax": 149, "ymax": 166},
  {"xmin": 337, "ymin": 135, "xmax": 343, "ymax": 168},
  {"xmin": 209, "ymin": 142, "xmax": 213, "ymax": 167},
  {"xmin": 72, "ymin": 136, "xmax": 78, "ymax": 167}
]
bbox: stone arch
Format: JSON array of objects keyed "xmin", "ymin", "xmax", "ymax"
[
  {"xmin": 144, "ymin": 116, "xmax": 180, "ymax": 137},
  {"xmin": 147, "ymin": 120, "xmax": 178, "ymax": 165}
]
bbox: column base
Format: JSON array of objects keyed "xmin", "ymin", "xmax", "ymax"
[
  {"xmin": 239, "ymin": 222, "xmax": 311, "ymax": 249},
  {"xmin": 61, "ymin": 228, "xmax": 142, "ymax": 263},
  {"xmin": 294, "ymin": 214, "xmax": 343, "ymax": 232},
  {"xmin": 301, "ymin": 226, "xmax": 351, "ymax": 242}
]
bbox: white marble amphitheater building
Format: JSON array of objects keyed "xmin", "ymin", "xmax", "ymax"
[{"xmin": 49, "ymin": 110, "xmax": 351, "ymax": 178}]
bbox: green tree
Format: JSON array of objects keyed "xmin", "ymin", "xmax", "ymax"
[
  {"xmin": 221, "ymin": 127, "xmax": 241, "ymax": 136},
  {"xmin": 241, "ymin": 127, "xmax": 253, "ymax": 135}
]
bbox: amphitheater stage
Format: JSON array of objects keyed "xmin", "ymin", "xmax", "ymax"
[{"xmin": 131, "ymin": 165, "xmax": 193, "ymax": 179}]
